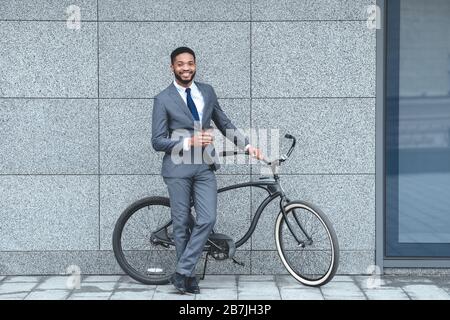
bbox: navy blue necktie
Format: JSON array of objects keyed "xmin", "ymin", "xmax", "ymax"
[{"xmin": 185, "ymin": 87, "xmax": 200, "ymax": 121}]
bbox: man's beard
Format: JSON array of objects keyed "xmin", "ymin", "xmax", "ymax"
[{"xmin": 174, "ymin": 70, "xmax": 196, "ymax": 85}]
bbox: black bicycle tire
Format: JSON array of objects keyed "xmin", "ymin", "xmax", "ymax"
[
  {"xmin": 275, "ymin": 200, "xmax": 340, "ymax": 287},
  {"xmin": 112, "ymin": 196, "xmax": 173, "ymax": 285}
]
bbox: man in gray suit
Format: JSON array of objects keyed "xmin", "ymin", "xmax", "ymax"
[{"xmin": 152, "ymin": 47, "xmax": 263, "ymax": 294}]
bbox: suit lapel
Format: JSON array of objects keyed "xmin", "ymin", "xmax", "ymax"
[
  {"xmin": 168, "ymin": 83, "xmax": 194, "ymax": 123},
  {"xmin": 167, "ymin": 81, "xmax": 211, "ymax": 129}
]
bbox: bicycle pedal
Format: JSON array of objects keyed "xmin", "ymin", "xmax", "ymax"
[{"xmin": 232, "ymin": 258, "xmax": 245, "ymax": 267}]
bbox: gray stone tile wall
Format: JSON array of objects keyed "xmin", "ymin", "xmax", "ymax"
[{"xmin": 0, "ymin": 0, "xmax": 376, "ymax": 275}]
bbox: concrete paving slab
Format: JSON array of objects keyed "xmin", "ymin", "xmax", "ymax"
[
  {"xmin": 152, "ymin": 285, "xmax": 195, "ymax": 300},
  {"xmin": 402, "ymin": 284, "xmax": 450, "ymax": 300},
  {"xmin": 321, "ymin": 282, "xmax": 366, "ymax": 300},
  {"xmin": 25, "ymin": 289, "xmax": 71, "ymax": 300},
  {"xmin": 116, "ymin": 281, "xmax": 156, "ymax": 290},
  {"xmin": 280, "ymin": 288, "xmax": 324, "ymax": 300},
  {"xmin": 68, "ymin": 292, "xmax": 113, "ymax": 300},
  {"xmin": 83, "ymin": 275, "xmax": 123, "ymax": 282},
  {"xmin": 195, "ymin": 288, "xmax": 238, "ymax": 300},
  {"xmin": 0, "ymin": 281, "xmax": 37, "ymax": 294},
  {"xmin": 239, "ymin": 275, "xmax": 275, "ymax": 282},
  {"xmin": 275, "ymin": 275, "xmax": 308, "ymax": 289},
  {"xmin": 110, "ymin": 290, "xmax": 155, "ymax": 300},
  {"xmin": 74, "ymin": 282, "xmax": 117, "ymax": 293},
  {"xmin": 238, "ymin": 280, "xmax": 278, "ymax": 289},
  {"xmin": 200, "ymin": 275, "xmax": 237, "ymax": 289},
  {"xmin": 238, "ymin": 284, "xmax": 281, "ymax": 300},
  {"xmin": 38, "ymin": 276, "xmax": 72, "ymax": 290},
  {"xmin": 0, "ymin": 292, "xmax": 29, "ymax": 299},
  {"xmin": 238, "ymin": 292, "xmax": 281, "ymax": 300},
  {"xmin": 363, "ymin": 288, "xmax": 409, "ymax": 300}
]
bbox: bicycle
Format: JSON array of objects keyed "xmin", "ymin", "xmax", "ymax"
[{"xmin": 112, "ymin": 134, "xmax": 339, "ymax": 287}]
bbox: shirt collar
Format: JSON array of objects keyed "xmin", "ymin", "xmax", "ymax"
[{"xmin": 173, "ymin": 80, "xmax": 197, "ymax": 94}]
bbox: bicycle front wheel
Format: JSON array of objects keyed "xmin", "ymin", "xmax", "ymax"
[{"xmin": 275, "ymin": 200, "xmax": 339, "ymax": 287}]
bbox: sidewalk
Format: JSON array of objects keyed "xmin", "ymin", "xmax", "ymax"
[{"xmin": 1, "ymin": 275, "xmax": 450, "ymax": 300}]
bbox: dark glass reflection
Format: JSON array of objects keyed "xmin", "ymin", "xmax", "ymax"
[{"xmin": 386, "ymin": 0, "xmax": 450, "ymax": 257}]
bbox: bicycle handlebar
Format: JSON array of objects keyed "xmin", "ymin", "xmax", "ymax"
[
  {"xmin": 218, "ymin": 133, "xmax": 296, "ymax": 166},
  {"xmin": 284, "ymin": 133, "xmax": 296, "ymax": 160}
]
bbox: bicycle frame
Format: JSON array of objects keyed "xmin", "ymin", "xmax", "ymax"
[
  {"xmin": 216, "ymin": 175, "xmax": 310, "ymax": 249},
  {"xmin": 217, "ymin": 179, "xmax": 284, "ymax": 248}
]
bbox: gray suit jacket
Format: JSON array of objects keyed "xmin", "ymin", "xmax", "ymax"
[{"xmin": 152, "ymin": 81, "xmax": 249, "ymax": 178}]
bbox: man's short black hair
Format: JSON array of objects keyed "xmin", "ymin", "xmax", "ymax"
[{"xmin": 171, "ymin": 46, "xmax": 196, "ymax": 64}]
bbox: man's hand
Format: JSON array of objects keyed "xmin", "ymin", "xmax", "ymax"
[
  {"xmin": 246, "ymin": 145, "xmax": 264, "ymax": 160},
  {"xmin": 189, "ymin": 130, "xmax": 214, "ymax": 147}
]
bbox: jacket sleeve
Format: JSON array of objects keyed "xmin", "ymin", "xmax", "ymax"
[
  {"xmin": 151, "ymin": 96, "xmax": 184, "ymax": 154},
  {"xmin": 210, "ymin": 86, "xmax": 250, "ymax": 150}
]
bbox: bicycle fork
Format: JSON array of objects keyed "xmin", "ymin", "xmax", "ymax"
[{"xmin": 279, "ymin": 197, "xmax": 313, "ymax": 247}]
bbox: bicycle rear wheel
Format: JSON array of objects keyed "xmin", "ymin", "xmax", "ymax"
[
  {"xmin": 112, "ymin": 196, "xmax": 179, "ymax": 285},
  {"xmin": 275, "ymin": 200, "xmax": 339, "ymax": 287}
]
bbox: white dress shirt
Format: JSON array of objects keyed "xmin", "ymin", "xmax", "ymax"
[
  {"xmin": 173, "ymin": 80, "xmax": 250, "ymax": 152},
  {"xmin": 173, "ymin": 80, "xmax": 205, "ymax": 123}
]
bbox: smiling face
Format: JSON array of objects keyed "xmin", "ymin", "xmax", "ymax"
[{"xmin": 171, "ymin": 52, "xmax": 196, "ymax": 87}]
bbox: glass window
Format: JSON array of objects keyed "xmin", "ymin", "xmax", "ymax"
[{"xmin": 386, "ymin": 0, "xmax": 450, "ymax": 257}]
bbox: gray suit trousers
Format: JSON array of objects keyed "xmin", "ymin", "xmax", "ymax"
[{"xmin": 163, "ymin": 163, "xmax": 217, "ymax": 277}]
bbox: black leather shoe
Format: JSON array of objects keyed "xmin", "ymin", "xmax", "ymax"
[
  {"xmin": 169, "ymin": 272, "xmax": 187, "ymax": 294},
  {"xmin": 186, "ymin": 276, "xmax": 200, "ymax": 294}
]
